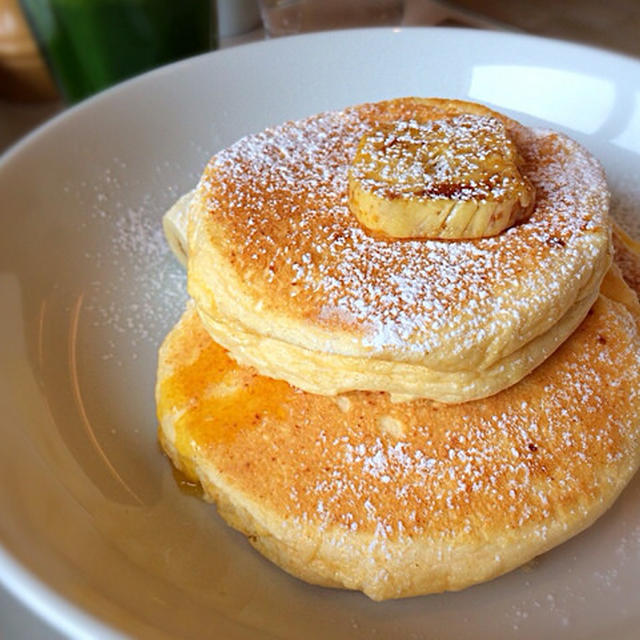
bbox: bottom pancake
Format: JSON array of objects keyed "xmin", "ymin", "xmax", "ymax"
[{"xmin": 156, "ymin": 267, "xmax": 640, "ymax": 600}]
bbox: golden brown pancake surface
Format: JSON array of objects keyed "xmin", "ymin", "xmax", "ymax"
[
  {"xmin": 156, "ymin": 263, "xmax": 640, "ymax": 600},
  {"xmin": 184, "ymin": 98, "xmax": 610, "ymax": 402}
]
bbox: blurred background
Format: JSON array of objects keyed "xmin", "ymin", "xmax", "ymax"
[{"xmin": 1, "ymin": 0, "xmax": 639, "ymax": 153}]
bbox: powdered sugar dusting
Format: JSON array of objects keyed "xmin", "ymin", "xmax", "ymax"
[
  {"xmin": 351, "ymin": 114, "xmax": 531, "ymax": 203},
  {"xmin": 78, "ymin": 158, "xmax": 190, "ymax": 361},
  {"xmin": 186, "ymin": 288, "xmax": 640, "ymax": 593},
  {"xmin": 273, "ymin": 305, "xmax": 640, "ymax": 544},
  {"xmin": 86, "ymin": 195, "xmax": 186, "ymax": 343},
  {"xmin": 200, "ymin": 100, "xmax": 609, "ymax": 359}
]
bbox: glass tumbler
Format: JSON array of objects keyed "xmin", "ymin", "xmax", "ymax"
[{"xmin": 19, "ymin": 0, "xmax": 216, "ymax": 103}]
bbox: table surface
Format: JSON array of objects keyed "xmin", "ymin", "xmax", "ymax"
[{"xmin": 1, "ymin": 0, "xmax": 638, "ymax": 637}]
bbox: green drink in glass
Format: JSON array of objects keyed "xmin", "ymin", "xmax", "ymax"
[{"xmin": 20, "ymin": 0, "xmax": 215, "ymax": 103}]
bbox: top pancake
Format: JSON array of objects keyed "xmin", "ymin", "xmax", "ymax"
[{"xmin": 185, "ymin": 98, "xmax": 610, "ymax": 399}]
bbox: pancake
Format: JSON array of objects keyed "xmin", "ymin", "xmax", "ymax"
[
  {"xmin": 156, "ymin": 261, "xmax": 640, "ymax": 600},
  {"xmin": 174, "ymin": 97, "xmax": 610, "ymax": 403}
]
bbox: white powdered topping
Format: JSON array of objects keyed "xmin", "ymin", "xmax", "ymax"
[
  {"xmin": 78, "ymin": 158, "xmax": 190, "ymax": 360},
  {"xmin": 201, "ymin": 104, "xmax": 609, "ymax": 354},
  {"xmin": 351, "ymin": 114, "xmax": 524, "ymax": 202},
  {"xmin": 256, "ymin": 299, "xmax": 640, "ymax": 541}
]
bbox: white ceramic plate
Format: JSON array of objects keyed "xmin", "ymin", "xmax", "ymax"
[{"xmin": 1, "ymin": 27, "xmax": 639, "ymax": 640}]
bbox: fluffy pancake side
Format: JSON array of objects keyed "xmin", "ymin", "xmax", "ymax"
[
  {"xmin": 192, "ymin": 284, "xmax": 597, "ymax": 404},
  {"xmin": 156, "ymin": 261, "xmax": 640, "ymax": 600}
]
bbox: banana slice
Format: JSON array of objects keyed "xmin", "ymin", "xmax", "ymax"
[
  {"xmin": 163, "ymin": 190, "xmax": 195, "ymax": 267},
  {"xmin": 612, "ymin": 220, "xmax": 640, "ymax": 297},
  {"xmin": 348, "ymin": 114, "xmax": 535, "ymax": 239}
]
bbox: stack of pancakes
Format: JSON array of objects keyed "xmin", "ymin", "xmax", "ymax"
[{"xmin": 156, "ymin": 98, "xmax": 640, "ymax": 600}]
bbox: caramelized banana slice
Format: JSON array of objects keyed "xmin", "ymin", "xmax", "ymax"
[
  {"xmin": 612, "ymin": 220, "xmax": 640, "ymax": 296},
  {"xmin": 348, "ymin": 114, "xmax": 535, "ymax": 239},
  {"xmin": 163, "ymin": 190, "xmax": 195, "ymax": 267}
]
